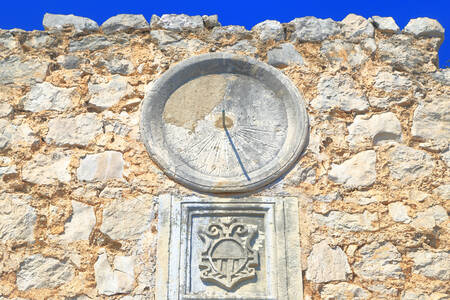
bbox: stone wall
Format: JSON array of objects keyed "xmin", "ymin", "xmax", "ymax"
[{"xmin": 0, "ymin": 12, "xmax": 448, "ymax": 299}]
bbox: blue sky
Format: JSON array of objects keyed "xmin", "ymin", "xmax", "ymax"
[{"xmin": 1, "ymin": 0, "xmax": 449, "ymax": 67}]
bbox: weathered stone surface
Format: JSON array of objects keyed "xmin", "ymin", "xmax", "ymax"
[
  {"xmin": 101, "ymin": 14, "xmax": 149, "ymax": 34},
  {"xmin": 57, "ymin": 55, "xmax": 82, "ymax": 69},
  {"xmin": 431, "ymin": 69, "xmax": 450, "ymax": 85},
  {"xmin": 433, "ymin": 185, "xmax": 450, "ymax": 200},
  {"xmin": 0, "ymin": 56, "xmax": 49, "ymax": 85},
  {"xmin": 411, "ymin": 205, "xmax": 448, "ymax": 230},
  {"xmin": 347, "ymin": 112, "xmax": 402, "ymax": 147},
  {"xmin": 311, "ymin": 74, "xmax": 369, "ymax": 112},
  {"xmin": 0, "ymin": 102, "xmax": 13, "ymax": 117},
  {"xmin": 370, "ymin": 16, "xmax": 400, "ymax": 33},
  {"xmin": 321, "ymin": 282, "xmax": 370, "ymax": 300},
  {"xmin": 88, "ymin": 75, "xmax": 132, "ymax": 109},
  {"xmin": 77, "ymin": 151, "xmax": 124, "ymax": 182},
  {"xmin": 0, "ymin": 31, "xmax": 18, "ymax": 50},
  {"xmin": 59, "ymin": 201, "xmax": 96, "ymax": 241},
  {"xmin": 403, "ymin": 17, "xmax": 445, "ymax": 39},
  {"xmin": 378, "ymin": 35, "xmax": 429, "ymax": 71},
  {"xmin": 401, "ymin": 290, "xmax": 449, "ymax": 300},
  {"xmin": 289, "ymin": 16, "xmax": 340, "ymax": 42},
  {"xmin": 354, "ymin": 242, "xmax": 403, "ymax": 280},
  {"xmin": 100, "ymin": 196, "xmax": 153, "ymax": 240},
  {"xmin": 162, "ymin": 38, "xmax": 206, "ymax": 52},
  {"xmin": 210, "ymin": 25, "xmax": 250, "ymax": 40},
  {"xmin": 45, "ymin": 113, "xmax": 102, "ymax": 146},
  {"xmin": 267, "ymin": 43, "xmax": 304, "ymax": 67},
  {"xmin": 224, "ymin": 40, "xmax": 257, "ymax": 54},
  {"xmin": 150, "ymin": 30, "xmax": 181, "ymax": 46},
  {"xmin": 388, "ymin": 202, "xmax": 411, "ymax": 223},
  {"xmin": 408, "ymin": 251, "xmax": 450, "ymax": 280},
  {"xmin": 22, "ymin": 31, "xmax": 57, "ymax": 49},
  {"xmin": 21, "ymin": 82, "xmax": 75, "ymax": 112},
  {"xmin": 387, "ymin": 145, "xmax": 434, "ymax": 183},
  {"xmin": 16, "ymin": 254, "xmax": 74, "ymax": 290},
  {"xmin": 0, "ymin": 120, "xmax": 37, "ymax": 150},
  {"xmin": 305, "ymin": 241, "xmax": 351, "ymax": 283},
  {"xmin": 104, "ymin": 58, "xmax": 134, "ymax": 75},
  {"xmin": 202, "ymin": 15, "xmax": 220, "ymax": 29},
  {"xmin": 152, "ymin": 14, "xmax": 204, "ymax": 32},
  {"xmin": 412, "ymin": 97, "xmax": 449, "ymax": 142},
  {"xmin": 68, "ymin": 36, "xmax": 112, "ymax": 52},
  {"xmin": 22, "ymin": 151, "xmax": 71, "ymax": 185},
  {"xmin": 341, "ymin": 14, "xmax": 374, "ymax": 41},
  {"xmin": 0, "ymin": 194, "xmax": 36, "ymax": 242},
  {"xmin": 368, "ymin": 96, "xmax": 409, "ymax": 109},
  {"xmin": 374, "ymin": 71, "xmax": 412, "ymax": 92},
  {"xmin": 314, "ymin": 192, "xmax": 341, "ymax": 203},
  {"xmin": 328, "ymin": 150, "xmax": 376, "ymax": 188},
  {"xmin": 320, "ymin": 39, "xmax": 368, "ymax": 67},
  {"xmin": 43, "ymin": 13, "xmax": 99, "ymax": 33},
  {"xmin": 252, "ymin": 20, "xmax": 284, "ymax": 41},
  {"xmin": 314, "ymin": 210, "xmax": 378, "ymax": 231},
  {"xmin": 94, "ymin": 252, "xmax": 135, "ymax": 295}
]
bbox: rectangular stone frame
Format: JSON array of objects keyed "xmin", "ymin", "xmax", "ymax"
[{"xmin": 156, "ymin": 195, "xmax": 303, "ymax": 300}]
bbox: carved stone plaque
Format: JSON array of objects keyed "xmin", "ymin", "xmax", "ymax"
[
  {"xmin": 140, "ymin": 53, "xmax": 309, "ymax": 194},
  {"xmin": 156, "ymin": 195, "xmax": 303, "ymax": 300}
]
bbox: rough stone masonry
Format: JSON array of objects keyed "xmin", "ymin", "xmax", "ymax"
[{"xmin": 0, "ymin": 12, "xmax": 449, "ymax": 299}]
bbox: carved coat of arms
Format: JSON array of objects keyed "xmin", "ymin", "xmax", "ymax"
[{"xmin": 198, "ymin": 218, "xmax": 263, "ymax": 290}]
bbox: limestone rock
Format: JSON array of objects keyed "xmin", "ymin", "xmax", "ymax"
[
  {"xmin": 21, "ymin": 82, "xmax": 75, "ymax": 112},
  {"xmin": 0, "ymin": 102, "xmax": 13, "ymax": 117},
  {"xmin": 252, "ymin": 20, "xmax": 284, "ymax": 41},
  {"xmin": 354, "ymin": 242, "xmax": 403, "ymax": 280},
  {"xmin": 45, "ymin": 113, "xmax": 102, "ymax": 146},
  {"xmin": 57, "ymin": 55, "xmax": 82, "ymax": 69},
  {"xmin": 0, "ymin": 194, "xmax": 36, "ymax": 242},
  {"xmin": 22, "ymin": 151, "xmax": 71, "ymax": 185},
  {"xmin": 311, "ymin": 74, "xmax": 369, "ymax": 112},
  {"xmin": 0, "ymin": 56, "xmax": 49, "ymax": 85},
  {"xmin": 314, "ymin": 210, "xmax": 378, "ymax": 232},
  {"xmin": 408, "ymin": 251, "xmax": 450, "ymax": 280},
  {"xmin": 60, "ymin": 201, "xmax": 96, "ymax": 241},
  {"xmin": 23, "ymin": 32, "xmax": 57, "ymax": 49},
  {"xmin": 101, "ymin": 14, "xmax": 149, "ymax": 34},
  {"xmin": 369, "ymin": 96, "xmax": 410, "ymax": 109},
  {"xmin": 433, "ymin": 185, "xmax": 450, "ymax": 200},
  {"xmin": 412, "ymin": 97, "xmax": 449, "ymax": 142},
  {"xmin": 289, "ymin": 16, "xmax": 340, "ymax": 42},
  {"xmin": 69, "ymin": 36, "xmax": 112, "ymax": 52},
  {"xmin": 403, "ymin": 17, "xmax": 445, "ymax": 39},
  {"xmin": 305, "ymin": 241, "xmax": 351, "ymax": 283},
  {"xmin": 267, "ymin": 43, "xmax": 304, "ymax": 67},
  {"xmin": 0, "ymin": 120, "xmax": 37, "ymax": 150},
  {"xmin": 387, "ymin": 145, "xmax": 434, "ymax": 183},
  {"xmin": 321, "ymin": 282, "xmax": 370, "ymax": 300},
  {"xmin": 162, "ymin": 38, "xmax": 206, "ymax": 52},
  {"xmin": 370, "ymin": 16, "xmax": 400, "ymax": 33},
  {"xmin": 411, "ymin": 205, "xmax": 448, "ymax": 231},
  {"xmin": 431, "ymin": 69, "xmax": 450, "ymax": 85},
  {"xmin": 105, "ymin": 58, "xmax": 134, "ymax": 75},
  {"xmin": 224, "ymin": 40, "xmax": 257, "ymax": 54},
  {"xmin": 210, "ymin": 25, "xmax": 250, "ymax": 40},
  {"xmin": 88, "ymin": 75, "xmax": 132, "ymax": 109},
  {"xmin": 16, "ymin": 254, "xmax": 74, "ymax": 290},
  {"xmin": 367, "ymin": 284, "xmax": 398, "ymax": 296},
  {"xmin": 347, "ymin": 112, "xmax": 402, "ymax": 148},
  {"xmin": 150, "ymin": 30, "xmax": 182, "ymax": 46},
  {"xmin": 314, "ymin": 192, "xmax": 341, "ymax": 203},
  {"xmin": 374, "ymin": 71, "xmax": 412, "ymax": 92},
  {"xmin": 153, "ymin": 14, "xmax": 204, "ymax": 32},
  {"xmin": 378, "ymin": 35, "xmax": 429, "ymax": 71},
  {"xmin": 77, "ymin": 151, "xmax": 124, "ymax": 182},
  {"xmin": 0, "ymin": 31, "xmax": 18, "ymax": 50},
  {"xmin": 43, "ymin": 13, "xmax": 99, "ymax": 33},
  {"xmin": 341, "ymin": 14, "xmax": 375, "ymax": 41},
  {"xmin": 401, "ymin": 290, "xmax": 449, "ymax": 300},
  {"xmin": 202, "ymin": 15, "xmax": 221, "ymax": 29},
  {"xmin": 94, "ymin": 252, "xmax": 135, "ymax": 295},
  {"xmin": 320, "ymin": 39, "xmax": 368, "ymax": 67},
  {"xmin": 388, "ymin": 202, "xmax": 411, "ymax": 223},
  {"xmin": 100, "ymin": 196, "xmax": 153, "ymax": 240},
  {"xmin": 328, "ymin": 150, "xmax": 376, "ymax": 189}
]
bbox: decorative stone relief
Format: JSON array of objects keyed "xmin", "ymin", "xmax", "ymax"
[{"xmin": 156, "ymin": 195, "xmax": 303, "ymax": 299}]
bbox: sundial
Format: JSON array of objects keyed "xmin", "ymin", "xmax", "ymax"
[{"xmin": 141, "ymin": 53, "xmax": 309, "ymax": 193}]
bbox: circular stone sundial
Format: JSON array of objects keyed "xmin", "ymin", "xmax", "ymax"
[{"xmin": 141, "ymin": 53, "xmax": 309, "ymax": 193}]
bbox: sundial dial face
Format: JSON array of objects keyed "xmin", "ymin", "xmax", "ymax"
[{"xmin": 141, "ymin": 53, "xmax": 309, "ymax": 193}]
